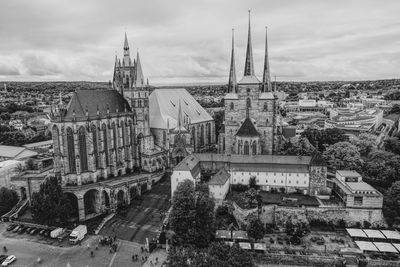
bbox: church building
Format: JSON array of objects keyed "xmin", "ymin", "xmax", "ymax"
[{"xmin": 219, "ymin": 11, "xmax": 283, "ymax": 155}]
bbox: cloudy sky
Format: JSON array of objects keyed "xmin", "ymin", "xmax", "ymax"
[{"xmin": 0, "ymin": 0, "xmax": 399, "ymax": 84}]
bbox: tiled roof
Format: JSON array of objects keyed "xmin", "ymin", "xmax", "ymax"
[
  {"xmin": 64, "ymin": 89, "xmax": 130, "ymax": 119},
  {"xmin": 209, "ymin": 168, "xmax": 230, "ymax": 185},
  {"xmin": 236, "ymin": 118, "xmax": 259, "ymax": 137},
  {"xmin": 149, "ymin": 88, "xmax": 213, "ymax": 129}
]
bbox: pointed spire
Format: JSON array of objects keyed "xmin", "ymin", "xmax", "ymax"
[
  {"xmin": 123, "ymin": 32, "xmax": 130, "ymax": 66},
  {"xmin": 262, "ymin": 27, "xmax": 272, "ymax": 92},
  {"xmin": 244, "ymin": 10, "xmax": 255, "ymax": 77},
  {"xmin": 134, "ymin": 50, "xmax": 145, "ymax": 88},
  {"xmin": 228, "ymin": 28, "xmax": 237, "ymax": 93},
  {"xmin": 124, "ymin": 32, "xmax": 129, "ymax": 50}
]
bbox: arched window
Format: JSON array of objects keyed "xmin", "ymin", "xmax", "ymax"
[
  {"xmin": 230, "ymin": 102, "xmax": 234, "ymax": 110},
  {"xmin": 252, "ymin": 141, "xmax": 257, "ymax": 155},
  {"xmin": 207, "ymin": 123, "xmax": 211, "ymax": 145},
  {"xmin": 244, "ymin": 141, "xmax": 249, "ymax": 155},
  {"xmin": 112, "ymin": 122, "xmax": 119, "ymax": 162},
  {"xmin": 102, "ymin": 124, "xmax": 109, "ymax": 166},
  {"xmin": 246, "ymin": 98, "xmax": 251, "ymax": 108},
  {"xmin": 66, "ymin": 127, "xmax": 76, "ymax": 173},
  {"xmin": 163, "ymin": 131, "xmax": 167, "ymax": 145},
  {"xmin": 91, "ymin": 125, "xmax": 99, "ymax": 169},
  {"xmin": 264, "ymin": 102, "xmax": 268, "ymax": 111},
  {"xmin": 200, "ymin": 125, "xmax": 204, "ymax": 146},
  {"xmin": 191, "ymin": 126, "xmax": 196, "ymax": 147},
  {"xmin": 78, "ymin": 126, "xmax": 88, "ymax": 172}
]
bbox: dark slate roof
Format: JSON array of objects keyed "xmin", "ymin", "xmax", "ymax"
[
  {"xmin": 209, "ymin": 168, "xmax": 230, "ymax": 186},
  {"xmin": 236, "ymin": 118, "xmax": 259, "ymax": 137},
  {"xmin": 64, "ymin": 89, "xmax": 131, "ymax": 119},
  {"xmin": 310, "ymin": 150, "xmax": 327, "ymax": 166}
]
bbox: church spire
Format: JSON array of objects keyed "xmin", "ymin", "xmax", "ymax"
[
  {"xmin": 112, "ymin": 54, "xmax": 118, "ymax": 90},
  {"xmin": 123, "ymin": 32, "xmax": 130, "ymax": 66},
  {"xmin": 262, "ymin": 27, "xmax": 272, "ymax": 92},
  {"xmin": 228, "ymin": 29, "xmax": 237, "ymax": 93},
  {"xmin": 134, "ymin": 50, "xmax": 145, "ymax": 88},
  {"xmin": 244, "ymin": 10, "xmax": 255, "ymax": 77}
]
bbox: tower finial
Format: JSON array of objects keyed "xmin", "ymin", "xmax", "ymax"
[
  {"xmin": 262, "ymin": 26, "xmax": 272, "ymax": 92},
  {"xmin": 244, "ymin": 10, "xmax": 255, "ymax": 77},
  {"xmin": 228, "ymin": 28, "xmax": 237, "ymax": 93}
]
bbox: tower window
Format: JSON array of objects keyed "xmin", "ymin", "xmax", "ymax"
[
  {"xmin": 246, "ymin": 98, "xmax": 251, "ymax": 108},
  {"xmin": 264, "ymin": 102, "xmax": 268, "ymax": 111},
  {"xmin": 230, "ymin": 102, "xmax": 234, "ymax": 110},
  {"xmin": 247, "ymin": 88, "xmax": 250, "ymax": 94}
]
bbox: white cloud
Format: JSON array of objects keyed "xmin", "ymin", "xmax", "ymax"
[{"xmin": 0, "ymin": 0, "xmax": 399, "ymax": 83}]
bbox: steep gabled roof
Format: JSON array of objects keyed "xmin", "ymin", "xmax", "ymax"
[
  {"xmin": 64, "ymin": 89, "xmax": 131, "ymax": 119},
  {"xmin": 209, "ymin": 168, "xmax": 230, "ymax": 186},
  {"xmin": 236, "ymin": 118, "xmax": 259, "ymax": 137}
]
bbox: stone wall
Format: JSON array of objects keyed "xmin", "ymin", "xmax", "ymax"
[{"xmin": 232, "ymin": 202, "xmax": 386, "ymax": 227}]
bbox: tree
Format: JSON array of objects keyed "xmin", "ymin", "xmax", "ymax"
[
  {"xmin": 383, "ymin": 181, "xmax": 400, "ymax": 226},
  {"xmin": 281, "ymin": 136, "xmax": 315, "ymax": 156},
  {"xmin": 388, "ymin": 104, "xmax": 400, "ymax": 114},
  {"xmin": 351, "ymin": 133, "xmax": 377, "ymax": 157},
  {"xmin": 249, "ymin": 176, "xmax": 258, "ymax": 189},
  {"xmin": 170, "ymin": 180, "xmax": 215, "ymax": 248},
  {"xmin": 0, "ymin": 187, "xmax": 19, "ymax": 216},
  {"xmin": 323, "ymin": 142, "xmax": 364, "ymax": 172},
  {"xmin": 247, "ymin": 218, "xmax": 265, "ymax": 240},
  {"xmin": 363, "ymin": 151, "xmax": 400, "ymax": 189},
  {"xmin": 31, "ymin": 176, "xmax": 72, "ymax": 225},
  {"xmin": 385, "ymin": 137, "xmax": 400, "ymax": 155},
  {"xmin": 301, "ymin": 128, "xmax": 348, "ymax": 152}
]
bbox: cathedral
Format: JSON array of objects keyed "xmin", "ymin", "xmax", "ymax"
[
  {"xmin": 218, "ymin": 12, "xmax": 283, "ymax": 155},
  {"xmin": 49, "ymin": 33, "xmax": 216, "ymax": 221}
]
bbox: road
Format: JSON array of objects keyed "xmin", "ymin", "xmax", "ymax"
[
  {"xmin": 0, "ymin": 223, "xmax": 148, "ymax": 267},
  {"xmin": 99, "ymin": 176, "xmax": 171, "ymax": 244}
]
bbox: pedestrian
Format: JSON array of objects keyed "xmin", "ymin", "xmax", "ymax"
[
  {"xmin": 132, "ymin": 255, "xmax": 135, "ymax": 261},
  {"xmin": 135, "ymin": 254, "xmax": 138, "ymax": 260},
  {"xmin": 150, "ymin": 260, "xmax": 153, "ymax": 266},
  {"xmin": 156, "ymin": 257, "xmax": 158, "ymax": 263}
]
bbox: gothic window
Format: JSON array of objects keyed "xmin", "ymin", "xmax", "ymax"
[
  {"xmin": 102, "ymin": 124, "xmax": 109, "ymax": 166},
  {"xmin": 112, "ymin": 122, "xmax": 118, "ymax": 162},
  {"xmin": 247, "ymin": 88, "xmax": 250, "ymax": 95},
  {"xmin": 191, "ymin": 126, "xmax": 196, "ymax": 148},
  {"xmin": 91, "ymin": 125, "xmax": 99, "ymax": 169},
  {"xmin": 264, "ymin": 102, "xmax": 268, "ymax": 111},
  {"xmin": 252, "ymin": 141, "xmax": 257, "ymax": 155},
  {"xmin": 66, "ymin": 127, "xmax": 76, "ymax": 173},
  {"xmin": 206, "ymin": 123, "xmax": 211, "ymax": 145},
  {"xmin": 223, "ymin": 137, "xmax": 225, "ymax": 152},
  {"xmin": 200, "ymin": 125, "xmax": 204, "ymax": 147},
  {"xmin": 244, "ymin": 141, "xmax": 249, "ymax": 155},
  {"xmin": 246, "ymin": 98, "xmax": 251, "ymax": 108},
  {"xmin": 78, "ymin": 126, "xmax": 88, "ymax": 172},
  {"xmin": 163, "ymin": 131, "xmax": 167, "ymax": 145},
  {"xmin": 230, "ymin": 102, "xmax": 234, "ymax": 110}
]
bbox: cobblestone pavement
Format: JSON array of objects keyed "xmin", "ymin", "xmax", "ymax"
[{"xmin": 99, "ymin": 176, "xmax": 171, "ymax": 244}]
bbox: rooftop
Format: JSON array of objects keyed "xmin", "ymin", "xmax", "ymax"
[
  {"xmin": 64, "ymin": 89, "xmax": 131, "ymax": 119},
  {"xmin": 337, "ymin": 170, "xmax": 361, "ymax": 177},
  {"xmin": 149, "ymin": 88, "xmax": 213, "ymax": 129},
  {"xmin": 236, "ymin": 118, "xmax": 260, "ymax": 137},
  {"xmin": 209, "ymin": 168, "xmax": 230, "ymax": 186}
]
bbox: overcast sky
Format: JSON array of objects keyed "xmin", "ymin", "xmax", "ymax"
[{"xmin": 0, "ymin": 0, "xmax": 399, "ymax": 84}]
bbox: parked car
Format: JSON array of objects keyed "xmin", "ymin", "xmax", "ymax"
[
  {"xmin": 25, "ymin": 227, "xmax": 32, "ymax": 233},
  {"xmin": 30, "ymin": 228, "xmax": 39, "ymax": 235},
  {"xmin": 1, "ymin": 255, "xmax": 16, "ymax": 266},
  {"xmin": 12, "ymin": 226, "xmax": 21, "ymax": 233},
  {"xmin": 17, "ymin": 226, "xmax": 27, "ymax": 234},
  {"xmin": 0, "ymin": 256, "xmax": 7, "ymax": 264},
  {"xmin": 6, "ymin": 225, "xmax": 16, "ymax": 231},
  {"xmin": 39, "ymin": 229, "xmax": 46, "ymax": 236}
]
